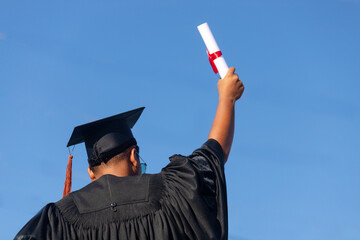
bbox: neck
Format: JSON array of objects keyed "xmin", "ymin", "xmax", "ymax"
[{"xmin": 94, "ymin": 161, "xmax": 133, "ymax": 180}]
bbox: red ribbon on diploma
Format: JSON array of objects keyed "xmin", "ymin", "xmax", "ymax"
[{"xmin": 207, "ymin": 50, "xmax": 223, "ymax": 74}]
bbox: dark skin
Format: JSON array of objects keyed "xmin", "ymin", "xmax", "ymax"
[
  {"xmin": 88, "ymin": 67, "xmax": 244, "ymax": 181},
  {"xmin": 209, "ymin": 67, "xmax": 244, "ymax": 162}
]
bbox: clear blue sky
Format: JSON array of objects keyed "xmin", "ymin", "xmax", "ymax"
[{"xmin": 1, "ymin": 1, "xmax": 359, "ymax": 239}]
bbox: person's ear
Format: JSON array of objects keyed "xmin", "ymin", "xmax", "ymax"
[
  {"xmin": 87, "ymin": 167, "xmax": 97, "ymax": 182},
  {"xmin": 129, "ymin": 147, "xmax": 139, "ymax": 175}
]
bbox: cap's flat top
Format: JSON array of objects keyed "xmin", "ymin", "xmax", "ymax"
[{"xmin": 67, "ymin": 107, "xmax": 145, "ymax": 147}]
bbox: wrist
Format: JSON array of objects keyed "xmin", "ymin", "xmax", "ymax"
[{"xmin": 218, "ymin": 96, "xmax": 236, "ymax": 105}]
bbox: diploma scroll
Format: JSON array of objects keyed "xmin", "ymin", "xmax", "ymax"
[{"xmin": 197, "ymin": 22, "xmax": 229, "ymax": 79}]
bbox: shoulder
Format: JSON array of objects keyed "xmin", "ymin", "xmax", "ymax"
[
  {"xmin": 162, "ymin": 139, "xmax": 225, "ymax": 173},
  {"xmin": 160, "ymin": 139, "xmax": 225, "ymax": 192},
  {"xmin": 14, "ymin": 203, "xmax": 59, "ymax": 240},
  {"xmin": 193, "ymin": 139, "xmax": 225, "ymax": 165}
]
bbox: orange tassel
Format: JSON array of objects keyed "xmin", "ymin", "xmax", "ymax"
[{"xmin": 63, "ymin": 154, "xmax": 73, "ymax": 197}]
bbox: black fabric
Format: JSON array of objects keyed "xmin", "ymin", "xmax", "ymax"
[
  {"xmin": 15, "ymin": 139, "xmax": 227, "ymax": 240},
  {"xmin": 67, "ymin": 107, "xmax": 144, "ymax": 166}
]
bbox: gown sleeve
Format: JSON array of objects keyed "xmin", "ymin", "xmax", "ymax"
[
  {"xmin": 161, "ymin": 138, "xmax": 228, "ymax": 240},
  {"xmin": 14, "ymin": 203, "xmax": 63, "ymax": 240}
]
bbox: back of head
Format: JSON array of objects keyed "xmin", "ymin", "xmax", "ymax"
[{"xmin": 88, "ymin": 145, "xmax": 140, "ymax": 180}]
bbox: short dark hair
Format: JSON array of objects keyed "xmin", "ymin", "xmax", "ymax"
[{"xmin": 90, "ymin": 145, "xmax": 139, "ymax": 173}]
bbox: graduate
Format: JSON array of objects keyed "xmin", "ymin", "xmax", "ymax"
[{"xmin": 15, "ymin": 67, "xmax": 244, "ymax": 240}]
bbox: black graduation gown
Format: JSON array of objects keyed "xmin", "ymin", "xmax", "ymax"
[{"xmin": 15, "ymin": 139, "xmax": 228, "ymax": 240}]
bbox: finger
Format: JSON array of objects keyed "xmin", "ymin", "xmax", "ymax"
[
  {"xmin": 236, "ymin": 80, "xmax": 243, "ymax": 87},
  {"xmin": 233, "ymin": 74, "xmax": 239, "ymax": 81},
  {"xmin": 240, "ymin": 85, "xmax": 245, "ymax": 92},
  {"xmin": 224, "ymin": 67, "xmax": 235, "ymax": 78}
]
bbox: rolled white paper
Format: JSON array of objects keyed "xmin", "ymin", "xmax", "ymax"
[{"xmin": 197, "ymin": 22, "xmax": 229, "ymax": 79}]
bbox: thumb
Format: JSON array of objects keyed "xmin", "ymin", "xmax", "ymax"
[{"xmin": 224, "ymin": 67, "xmax": 235, "ymax": 78}]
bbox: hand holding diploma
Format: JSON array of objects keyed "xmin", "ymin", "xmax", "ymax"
[{"xmin": 218, "ymin": 67, "xmax": 244, "ymax": 102}]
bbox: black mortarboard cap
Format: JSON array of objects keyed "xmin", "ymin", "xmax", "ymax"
[{"xmin": 67, "ymin": 107, "xmax": 145, "ymax": 167}]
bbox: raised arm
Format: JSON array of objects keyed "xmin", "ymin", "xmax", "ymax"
[{"xmin": 208, "ymin": 67, "xmax": 244, "ymax": 162}]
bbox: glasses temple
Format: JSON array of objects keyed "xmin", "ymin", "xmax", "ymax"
[{"xmin": 136, "ymin": 152, "xmax": 147, "ymax": 165}]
